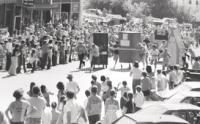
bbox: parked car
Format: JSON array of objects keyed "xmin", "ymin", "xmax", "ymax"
[
  {"xmin": 136, "ymin": 103, "xmax": 200, "ymax": 124},
  {"xmin": 113, "ymin": 115, "xmax": 189, "ymax": 124},
  {"xmin": 165, "ymin": 91, "xmax": 200, "ymax": 106},
  {"xmin": 161, "ymin": 81, "xmax": 200, "ymax": 99}
]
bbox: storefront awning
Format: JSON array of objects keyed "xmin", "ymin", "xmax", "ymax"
[{"xmin": 25, "ymin": 4, "xmax": 59, "ymax": 10}]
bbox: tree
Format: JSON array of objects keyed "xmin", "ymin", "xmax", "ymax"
[
  {"xmin": 148, "ymin": 0, "xmax": 193, "ymax": 23},
  {"xmin": 123, "ymin": 0, "xmax": 150, "ymax": 18}
]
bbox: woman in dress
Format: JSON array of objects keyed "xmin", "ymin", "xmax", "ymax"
[
  {"xmin": 9, "ymin": 48, "xmax": 19, "ymax": 76},
  {"xmin": 104, "ymin": 90, "xmax": 119, "ymax": 124}
]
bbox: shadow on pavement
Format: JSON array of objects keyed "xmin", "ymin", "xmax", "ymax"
[
  {"xmin": 110, "ymin": 68, "xmax": 130, "ymax": 72},
  {"xmin": 70, "ymin": 67, "xmax": 105, "ymax": 73},
  {"xmin": 2, "ymin": 75, "xmax": 15, "ymax": 79}
]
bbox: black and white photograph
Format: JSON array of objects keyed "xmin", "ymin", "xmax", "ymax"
[{"xmin": 0, "ymin": 0, "xmax": 200, "ymax": 124}]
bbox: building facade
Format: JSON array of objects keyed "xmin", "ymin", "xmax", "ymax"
[
  {"xmin": 52, "ymin": 0, "xmax": 82, "ymax": 25},
  {"xmin": 0, "ymin": 0, "xmax": 23, "ymax": 35},
  {"xmin": 0, "ymin": 0, "xmax": 82, "ymax": 35},
  {"xmin": 172, "ymin": 0, "xmax": 200, "ymax": 21}
]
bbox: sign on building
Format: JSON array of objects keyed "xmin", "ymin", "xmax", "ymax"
[{"xmin": 23, "ymin": 0, "xmax": 34, "ymax": 6}]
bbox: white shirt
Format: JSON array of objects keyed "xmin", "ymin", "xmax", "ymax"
[
  {"xmin": 42, "ymin": 107, "xmax": 52, "ymax": 124},
  {"xmin": 6, "ymin": 42, "xmax": 12, "ymax": 53},
  {"xmin": 63, "ymin": 99, "xmax": 82, "ymax": 124},
  {"xmin": 66, "ymin": 81, "xmax": 79, "ymax": 94},
  {"xmin": 101, "ymin": 81, "xmax": 108, "ymax": 93},
  {"xmin": 119, "ymin": 87, "xmax": 130, "ymax": 97},
  {"xmin": 130, "ymin": 67, "xmax": 142, "ymax": 79},
  {"xmin": 134, "ymin": 92, "xmax": 144, "ymax": 107},
  {"xmin": 156, "ymin": 74, "xmax": 167, "ymax": 91},
  {"xmin": 28, "ymin": 96, "xmax": 46, "ymax": 118},
  {"xmin": 169, "ymin": 70, "xmax": 178, "ymax": 84}
]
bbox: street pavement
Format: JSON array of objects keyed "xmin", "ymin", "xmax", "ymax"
[
  {"xmin": 0, "ymin": 58, "xmax": 133, "ymax": 113},
  {"xmin": 0, "ymin": 46, "xmax": 199, "ymax": 115}
]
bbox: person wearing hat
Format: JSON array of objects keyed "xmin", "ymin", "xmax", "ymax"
[
  {"xmin": 134, "ymin": 86, "xmax": 144, "ymax": 112},
  {"xmin": 5, "ymin": 89, "xmax": 35, "ymax": 124},
  {"xmin": 66, "ymin": 74, "xmax": 80, "ymax": 95}
]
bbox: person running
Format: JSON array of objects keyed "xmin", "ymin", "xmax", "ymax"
[
  {"xmin": 104, "ymin": 90, "xmax": 119, "ymax": 124},
  {"xmin": 5, "ymin": 89, "xmax": 35, "ymax": 124},
  {"xmin": 86, "ymin": 86, "xmax": 102, "ymax": 124},
  {"xmin": 76, "ymin": 41, "xmax": 87, "ymax": 69},
  {"xmin": 130, "ymin": 61, "xmax": 142, "ymax": 94}
]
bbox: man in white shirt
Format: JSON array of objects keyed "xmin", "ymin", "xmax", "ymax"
[
  {"xmin": 27, "ymin": 86, "xmax": 46, "ymax": 124},
  {"xmin": 63, "ymin": 91, "xmax": 87, "ymax": 124},
  {"xmin": 66, "ymin": 74, "xmax": 80, "ymax": 95},
  {"xmin": 130, "ymin": 61, "xmax": 142, "ymax": 94}
]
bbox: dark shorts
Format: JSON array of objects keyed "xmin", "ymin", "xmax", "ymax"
[
  {"xmin": 11, "ymin": 122, "xmax": 24, "ymax": 124},
  {"xmin": 120, "ymin": 97, "xmax": 127, "ymax": 109},
  {"xmin": 88, "ymin": 114, "xmax": 100, "ymax": 124},
  {"xmin": 91, "ymin": 56, "xmax": 99, "ymax": 65},
  {"xmin": 143, "ymin": 90, "xmax": 151, "ymax": 96},
  {"xmin": 26, "ymin": 118, "xmax": 41, "ymax": 124}
]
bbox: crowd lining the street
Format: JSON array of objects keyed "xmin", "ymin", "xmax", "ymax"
[{"xmin": 1, "ymin": 19, "xmax": 200, "ymax": 124}]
